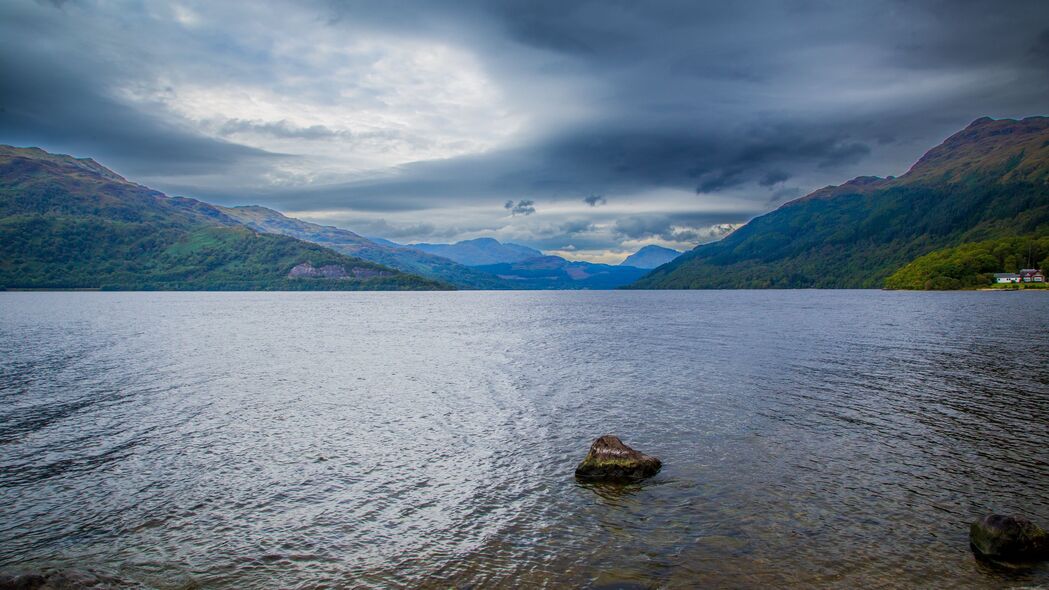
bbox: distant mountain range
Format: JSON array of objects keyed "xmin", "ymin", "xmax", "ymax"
[
  {"xmin": 210, "ymin": 217, "xmax": 651, "ymax": 288},
  {"xmin": 632, "ymin": 116, "xmax": 1049, "ymax": 289},
  {"xmin": 214, "ymin": 206, "xmax": 509, "ymax": 289},
  {"xmin": 14, "ymin": 117, "xmax": 1035, "ymax": 292},
  {"xmin": 620, "ymin": 245, "xmax": 681, "ymax": 269},
  {"xmin": 473, "ymin": 256, "xmax": 649, "ymax": 289},
  {"xmin": 401, "ymin": 237, "xmax": 653, "ymax": 287},
  {"xmin": 0, "ymin": 146, "xmax": 447, "ymax": 290},
  {"xmin": 409, "ymin": 238, "xmax": 543, "ymax": 266},
  {"xmin": 0, "ymin": 145, "xmax": 665, "ymax": 291}
]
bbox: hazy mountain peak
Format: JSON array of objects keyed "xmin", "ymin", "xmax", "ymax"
[
  {"xmin": 409, "ymin": 237, "xmax": 543, "ymax": 266},
  {"xmin": 621, "ymin": 245, "xmax": 681, "ymax": 269}
]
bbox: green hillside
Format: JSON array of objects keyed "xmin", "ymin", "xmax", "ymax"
[
  {"xmin": 884, "ymin": 235, "xmax": 1049, "ymax": 290},
  {"xmin": 631, "ymin": 117, "xmax": 1049, "ymax": 289},
  {"xmin": 0, "ymin": 146, "xmax": 449, "ymax": 290}
]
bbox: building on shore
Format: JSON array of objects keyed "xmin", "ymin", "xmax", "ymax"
[
  {"xmin": 994, "ymin": 273, "xmax": 1021, "ymax": 283},
  {"xmin": 1018, "ymin": 269, "xmax": 1045, "ymax": 283}
]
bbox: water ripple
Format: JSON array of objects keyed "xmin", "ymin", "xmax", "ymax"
[{"xmin": 0, "ymin": 291, "xmax": 1047, "ymax": 588}]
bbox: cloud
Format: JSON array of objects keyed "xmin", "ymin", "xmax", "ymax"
[
  {"xmin": 216, "ymin": 119, "xmax": 353, "ymax": 140},
  {"xmin": 559, "ymin": 219, "xmax": 594, "ymax": 234},
  {"xmin": 505, "ymin": 199, "xmax": 536, "ymax": 216},
  {"xmin": 768, "ymin": 186, "xmax": 804, "ymax": 205},
  {"xmin": 2, "ymin": 0, "xmax": 1048, "ymax": 257},
  {"xmin": 613, "ymin": 216, "xmax": 697, "ymax": 242},
  {"xmin": 0, "ymin": 22, "xmax": 281, "ymax": 178},
  {"xmin": 759, "ymin": 170, "xmax": 791, "ymax": 187}
]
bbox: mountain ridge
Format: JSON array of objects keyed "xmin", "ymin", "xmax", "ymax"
[
  {"xmin": 473, "ymin": 255, "xmax": 649, "ymax": 289},
  {"xmin": 0, "ymin": 146, "xmax": 449, "ymax": 290},
  {"xmin": 408, "ymin": 238, "xmax": 544, "ymax": 266},
  {"xmin": 214, "ymin": 206, "xmax": 511, "ymax": 289},
  {"xmin": 631, "ymin": 116, "xmax": 1049, "ymax": 289},
  {"xmin": 620, "ymin": 245, "xmax": 681, "ymax": 269}
]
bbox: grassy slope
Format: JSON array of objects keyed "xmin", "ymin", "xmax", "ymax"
[
  {"xmin": 0, "ymin": 146, "xmax": 449, "ymax": 290},
  {"xmin": 631, "ymin": 117, "xmax": 1049, "ymax": 289}
]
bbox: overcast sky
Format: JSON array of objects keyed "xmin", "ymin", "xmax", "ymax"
[{"xmin": 2, "ymin": 0, "xmax": 1048, "ymax": 262}]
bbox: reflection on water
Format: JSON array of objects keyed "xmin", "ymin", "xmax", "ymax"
[{"xmin": 0, "ymin": 290, "xmax": 1047, "ymax": 588}]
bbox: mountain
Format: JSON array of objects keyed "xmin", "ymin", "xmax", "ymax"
[
  {"xmin": 409, "ymin": 238, "xmax": 543, "ymax": 266},
  {"xmin": 367, "ymin": 237, "xmax": 403, "ymax": 248},
  {"xmin": 0, "ymin": 146, "xmax": 448, "ymax": 290},
  {"xmin": 620, "ymin": 245, "xmax": 681, "ymax": 269},
  {"xmin": 215, "ymin": 206, "xmax": 510, "ymax": 289},
  {"xmin": 631, "ymin": 117, "xmax": 1049, "ymax": 289},
  {"xmin": 473, "ymin": 255, "xmax": 649, "ymax": 289}
]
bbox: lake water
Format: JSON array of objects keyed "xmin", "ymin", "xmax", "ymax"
[{"xmin": 1, "ymin": 290, "xmax": 1048, "ymax": 589}]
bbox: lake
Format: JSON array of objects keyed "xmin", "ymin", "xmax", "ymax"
[{"xmin": 1, "ymin": 290, "xmax": 1047, "ymax": 588}]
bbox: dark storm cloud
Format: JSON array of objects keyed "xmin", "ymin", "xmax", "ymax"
[
  {"xmin": 505, "ymin": 199, "xmax": 536, "ymax": 216},
  {"xmin": 0, "ymin": 4, "xmax": 280, "ymax": 177},
  {"xmin": 759, "ymin": 170, "xmax": 791, "ymax": 187},
  {"xmin": 3, "ymin": 0, "xmax": 1049, "ymax": 255},
  {"xmin": 559, "ymin": 219, "xmax": 595, "ymax": 234},
  {"xmin": 613, "ymin": 212, "xmax": 748, "ymax": 243},
  {"xmin": 319, "ymin": 0, "xmax": 1047, "ymax": 207},
  {"xmin": 1032, "ymin": 30, "xmax": 1049, "ymax": 66},
  {"xmin": 258, "ymin": 121, "xmax": 883, "ymax": 213}
]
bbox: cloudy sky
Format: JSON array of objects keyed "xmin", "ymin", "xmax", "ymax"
[{"xmin": 2, "ymin": 0, "xmax": 1048, "ymax": 262}]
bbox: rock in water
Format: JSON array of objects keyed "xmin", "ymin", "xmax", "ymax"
[
  {"xmin": 970, "ymin": 514, "xmax": 1049, "ymax": 562},
  {"xmin": 575, "ymin": 435, "xmax": 661, "ymax": 482},
  {"xmin": 0, "ymin": 568, "xmax": 132, "ymax": 589}
]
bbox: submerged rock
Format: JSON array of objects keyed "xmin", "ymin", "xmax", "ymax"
[
  {"xmin": 575, "ymin": 435, "xmax": 661, "ymax": 482},
  {"xmin": 0, "ymin": 568, "xmax": 134, "ymax": 589},
  {"xmin": 970, "ymin": 514, "xmax": 1049, "ymax": 563}
]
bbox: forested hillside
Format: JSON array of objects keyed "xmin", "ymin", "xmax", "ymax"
[{"xmin": 631, "ymin": 117, "xmax": 1049, "ymax": 289}]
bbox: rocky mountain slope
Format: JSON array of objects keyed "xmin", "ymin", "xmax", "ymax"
[{"xmin": 631, "ymin": 117, "xmax": 1049, "ymax": 289}]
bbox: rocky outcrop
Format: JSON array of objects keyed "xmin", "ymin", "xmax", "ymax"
[
  {"xmin": 970, "ymin": 514, "xmax": 1049, "ymax": 563},
  {"xmin": 575, "ymin": 435, "xmax": 661, "ymax": 482},
  {"xmin": 288, "ymin": 262, "xmax": 349, "ymax": 278},
  {"xmin": 287, "ymin": 262, "xmax": 393, "ymax": 280}
]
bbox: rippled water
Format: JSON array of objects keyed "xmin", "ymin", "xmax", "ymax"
[{"xmin": 1, "ymin": 291, "xmax": 1048, "ymax": 589}]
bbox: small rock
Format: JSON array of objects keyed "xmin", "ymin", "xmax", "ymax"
[
  {"xmin": 0, "ymin": 568, "xmax": 133, "ymax": 590},
  {"xmin": 970, "ymin": 514, "xmax": 1049, "ymax": 562},
  {"xmin": 0, "ymin": 573, "xmax": 45, "ymax": 590},
  {"xmin": 575, "ymin": 435, "xmax": 661, "ymax": 482}
]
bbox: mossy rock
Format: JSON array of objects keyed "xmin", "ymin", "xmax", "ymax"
[
  {"xmin": 970, "ymin": 514, "xmax": 1049, "ymax": 563},
  {"xmin": 575, "ymin": 435, "xmax": 661, "ymax": 482}
]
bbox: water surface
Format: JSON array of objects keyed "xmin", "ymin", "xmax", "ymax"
[{"xmin": 1, "ymin": 291, "xmax": 1047, "ymax": 588}]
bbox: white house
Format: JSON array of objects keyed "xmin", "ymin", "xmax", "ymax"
[{"xmin": 994, "ymin": 273, "xmax": 1021, "ymax": 283}]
